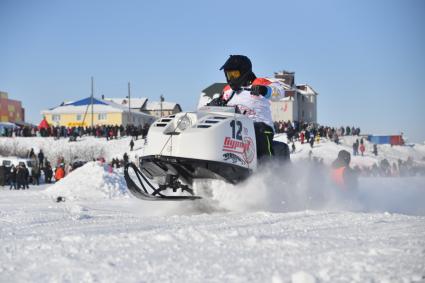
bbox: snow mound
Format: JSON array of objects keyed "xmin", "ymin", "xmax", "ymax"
[{"xmin": 44, "ymin": 162, "xmax": 129, "ymax": 201}]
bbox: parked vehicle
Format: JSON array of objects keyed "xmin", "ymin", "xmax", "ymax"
[{"xmin": 0, "ymin": 157, "xmax": 35, "ymax": 175}]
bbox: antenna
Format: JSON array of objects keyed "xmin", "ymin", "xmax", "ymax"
[{"xmin": 128, "ymin": 82, "xmax": 131, "ymax": 125}]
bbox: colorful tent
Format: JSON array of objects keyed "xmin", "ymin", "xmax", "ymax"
[
  {"xmin": 367, "ymin": 135, "xmax": 404, "ymax": 145},
  {"xmin": 38, "ymin": 118, "xmax": 50, "ymax": 129}
]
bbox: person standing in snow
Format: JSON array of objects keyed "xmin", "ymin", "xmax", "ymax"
[
  {"xmin": 300, "ymin": 131, "xmax": 305, "ymax": 144},
  {"xmin": 55, "ymin": 164, "xmax": 65, "ymax": 182},
  {"xmin": 373, "ymin": 144, "xmax": 378, "ymax": 156},
  {"xmin": 9, "ymin": 165, "xmax": 17, "ymax": 190},
  {"xmin": 123, "ymin": 152, "xmax": 129, "ymax": 165},
  {"xmin": 16, "ymin": 164, "xmax": 28, "ymax": 189},
  {"xmin": 37, "ymin": 150, "xmax": 45, "ymax": 167},
  {"xmin": 359, "ymin": 143, "xmax": 365, "ymax": 156},
  {"xmin": 346, "ymin": 126, "xmax": 351, "ymax": 136},
  {"xmin": 32, "ymin": 165, "xmax": 41, "ymax": 185},
  {"xmin": 206, "ymin": 55, "xmax": 288, "ymax": 161},
  {"xmin": 330, "ymin": 150, "xmax": 358, "ymax": 190},
  {"xmin": 0, "ymin": 164, "xmax": 5, "ymax": 186},
  {"xmin": 23, "ymin": 164, "xmax": 30, "ymax": 189},
  {"xmin": 352, "ymin": 141, "xmax": 358, "ymax": 156},
  {"xmin": 129, "ymin": 139, "xmax": 135, "ymax": 151},
  {"xmin": 142, "ymin": 123, "xmax": 150, "ymax": 139},
  {"xmin": 28, "ymin": 148, "xmax": 35, "ymax": 159},
  {"xmin": 44, "ymin": 162, "xmax": 53, "ymax": 183}
]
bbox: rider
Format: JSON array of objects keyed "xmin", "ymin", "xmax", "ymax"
[{"xmin": 208, "ymin": 55, "xmax": 287, "ymax": 160}]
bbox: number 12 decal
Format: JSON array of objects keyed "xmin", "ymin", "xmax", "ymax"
[{"xmin": 230, "ymin": 120, "xmax": 243, "ymax": 140}]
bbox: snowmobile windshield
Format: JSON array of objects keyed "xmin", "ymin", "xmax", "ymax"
[{"xmin": 225, "ymin": 70, "xmax": 241, "ymax": 81}]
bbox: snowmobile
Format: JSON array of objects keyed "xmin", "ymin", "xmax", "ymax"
[{"xmin": 124, "ymin": 106, "xmax": 289, "ymax": 201}]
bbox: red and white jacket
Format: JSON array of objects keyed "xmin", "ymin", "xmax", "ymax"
[{"xmin": 221, "ymin": 77, "xmax": 287, "ymax": 130}]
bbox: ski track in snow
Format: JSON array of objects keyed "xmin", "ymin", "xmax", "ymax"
[{"xmin": 1, "ymin": 136, "xmax": 425, "ymax": 282}]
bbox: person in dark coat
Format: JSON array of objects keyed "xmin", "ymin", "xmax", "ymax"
[
  {"xmin": 129, "ymin": 139, "xmax": 135, "ymax": 151},
  {"xmin": 142, "ymin": 123, "xmax": 150, "ymax": 139},
  {"xmin": 38, "ymin": 150, "xmax": 45, "ymax": 167},
  {"xmin": 28, "ymin": 148, "xmax": 36, "ymax": 159},
  {"xmin": 44, "ymin": 162, "xmax": 53, "ymax": 183},
  {"xmin": 346, "ymin": 126, "xmax": 351, "ymax": 136},
  {"xmin": 373, "ymin": 144, "xmax": 378, "ymax": 156},
  {"xmin": 32, "ymin": 165, "xmax": 41, "ymax": 185},
  {"xmin": 0, "ymin": 164, "xmax": 6, "ymax": 186},
  {"xmin": 352, "ymin": 140, "xmax": 358, "ymax": 156},
  {"xmin": 9, "ymin": 165, "xmax": 17, "ymax": 190},
  {"xmin": 16, "ymin": 164, "xmax": 27, "ymax": 189}
]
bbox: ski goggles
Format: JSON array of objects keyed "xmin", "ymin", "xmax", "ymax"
[{"xmin": 225, "ymin": 70, "xmax": 241, "ymax": 81}]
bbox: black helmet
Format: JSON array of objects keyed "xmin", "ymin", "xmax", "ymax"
[
  {"xmin": 337, "ymin": 150, "xmax": 351, "ymax": 166},
  {"xmin": 220, "ymin": 55, "xmax": 255, "ymax": 90}
]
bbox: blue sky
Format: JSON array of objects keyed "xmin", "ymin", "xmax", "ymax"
[{"xmin": 1, "ymin": 0, "xmax": 424, "ymax": 142}]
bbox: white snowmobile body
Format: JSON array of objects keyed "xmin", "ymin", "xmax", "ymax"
[{"xmin": 124, "ymin": 106, "xmax": 288, "ymax": 201}]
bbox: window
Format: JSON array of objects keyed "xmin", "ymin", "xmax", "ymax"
[
  {"xmin": 98, "ymin": 113, "xmax": 107, "ymax": 120},
  {"xmin": 52, "ymin": 114, "xmax": 60, "ymax": 122},
  {"xmin": 76, "ymin": 114, "xmax": 82, "ymax": 121}
]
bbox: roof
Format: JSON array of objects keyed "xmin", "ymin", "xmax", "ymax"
[
  {"xmin": 144, "ymin": 101, "xmax": 181, "ymax": 111},
  {"xmin": 42, "ymin": 97, "xmax": 153, "ymax": 117},
  {"xmin": 201, "ymin": 83, "xmax": 227, "ymax": 99},
  {"xmin": 274, "ymin": 71, "xmax": 295, "ymax": 86},
  {"xmin": 296, "ymin": 84, "xmax": 318, "ymax": 96},
  {"xmin": 105, "ymin": 97, "xmax": 148, "ymax": 109},
  {"xmin": 67, "ymin": 97, "xmax": 108, "ymax": 106}
]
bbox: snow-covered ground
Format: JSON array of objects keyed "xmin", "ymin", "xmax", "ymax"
[{"xmin": 1, "ymin": 136, "xmax": 425, "ymax": 282}]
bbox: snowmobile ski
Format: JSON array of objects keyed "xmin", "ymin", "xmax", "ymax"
[{"xmin": 124, "ymin": 162, "xmax": 202, "ymax": 201}]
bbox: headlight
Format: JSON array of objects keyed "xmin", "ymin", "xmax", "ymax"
[{"xmin": 177, "ymin": 116, "xmax": 192, "ymax": 131}]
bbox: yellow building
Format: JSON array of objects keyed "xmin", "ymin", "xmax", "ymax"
[{"xmin": 41, "ymin": 97, "xmax": 156, "ymax": 127}]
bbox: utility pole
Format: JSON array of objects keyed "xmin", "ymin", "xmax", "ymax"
[
  {"xmin": 91, "ymin": 76, "xmax": 94, "ymax": 128},
  {"xmin": 128, "ymin": 82, "xmax": 131, "ymax": 125},
  {"xmin": 160, "ymin": 94, "xmax": 164, "ymax": 117}
]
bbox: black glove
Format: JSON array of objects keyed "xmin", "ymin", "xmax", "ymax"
[
  {"xmin": 250, "ymin": 85, "xmax": 268, "ymax": 96},
  {"xmin": 207, "ymin": 97, "xmax": 226, "ymax": 106}
]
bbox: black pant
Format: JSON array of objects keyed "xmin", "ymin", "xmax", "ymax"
[{"xmin": 254, "ymin": 122, "xmax": 274, "ymax": 160}]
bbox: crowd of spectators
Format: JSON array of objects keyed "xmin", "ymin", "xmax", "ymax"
[
  {"xmin": 274, "ymin": 120, "xmax": 362, "ymax": 154},
  {"xmin": 0, "ymin": 123, "xmax": 150, "ymax": 141},
  {"xmin": 351, "ymin": 157, "xmax": 425, "ymax": 177},
  {"xmin": 0, "ymin": 146, "xmax": 134, "ymax": 190},
  {"xmin": 0, "ymin": 148, "xmax": 54, "ymax": 189},
  {"xmin": 274, "ymin": 120, "xmax": 361, "ymax": 144}
]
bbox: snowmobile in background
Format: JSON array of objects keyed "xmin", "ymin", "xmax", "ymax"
[{"xmin": 124, "ymin": 106, "xmax": 290, "ymax": 201}]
